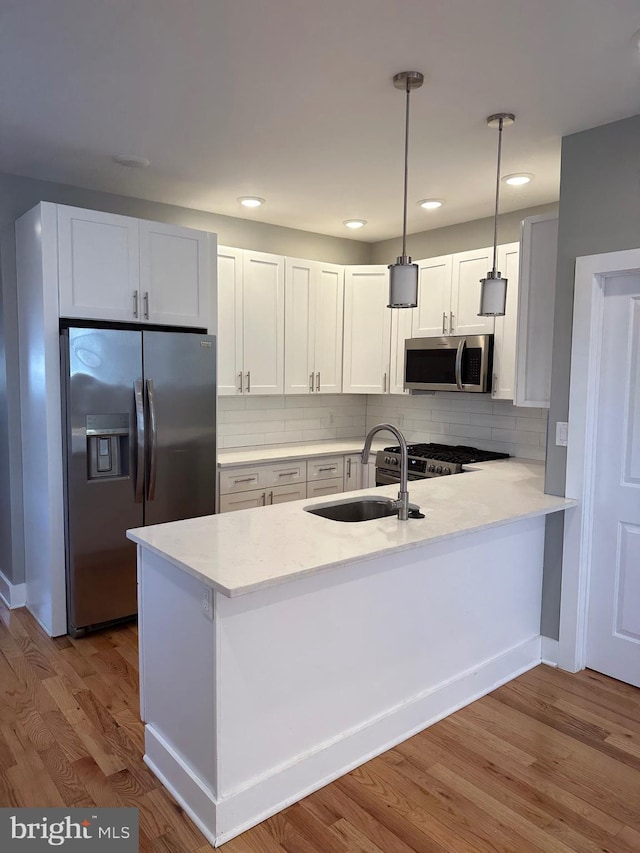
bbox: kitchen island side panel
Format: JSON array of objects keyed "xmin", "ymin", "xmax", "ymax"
[{"xmin": 215, "ymin": 516, "xmax": 544, "ymax": 797}]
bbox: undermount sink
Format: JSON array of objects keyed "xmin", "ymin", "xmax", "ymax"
[{"xmin": 304, "ymin": 496, "xmax": 399, "ymax": 523}]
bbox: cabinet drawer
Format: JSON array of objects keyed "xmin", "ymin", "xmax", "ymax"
[
  {"xmin": 269, "ymin": 483, "xmax": 306, "ymax": 504},
  {"xmin": 265, "ymin": 460, "xmax": 306, "ymax": 487},
  {"xmin": 306, "ymin": 477, "xmax": 344, "ymax": 498},
  {"xmin": 219, "ymin": 466, "xmax": 271, "ymax": 495},
  {"xmin": 307, "ymin": 456, "xmax": 344, "ymax": 481}
]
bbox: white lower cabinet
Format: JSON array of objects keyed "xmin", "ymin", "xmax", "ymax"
[
  {"xmin": 343, "ymin": 454, "xmax": 364, "ymax": 491},
  {"xmin": 307, "ymin": 456, "xmax": 344, "ymax": 482},
  {"xmin": 307, "ymin": 478, "xmax": 344, "ymax": 498}
]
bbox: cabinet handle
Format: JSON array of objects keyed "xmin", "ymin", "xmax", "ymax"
[
  {"xmin": 347, "ymin": 458, "xmax": 352, "ymax": 477},
  {"xmin": 450, "ymin": 311, "xmax": 455, "ymax": 333},
  {"xmin": 268, "ymin": 491, "xmax": 273, "ymax": 504},
  {"xmin": 143, "ymin": 291, "xmax": 150, "ymax": 320},
  {"xmin": 316, "ymin": 372, "xmax": 320, "ymax": 392},
  {"xmin": 261, "ymin": 492, "xmax": 266, "ymax": 506},
  {"xmin": 133, "ymin": 291, "xmax": 139, "ymax": 319},
  {"xmin": 318, "ymin": 466, "xmax": 336, "ymax": 472},
  {"xmin": 309, "ymin": 373, "xmax": 314, "ymax": 392},
  {"xmin": 442, "ymin": 311, "xmax": 447, "ymax": 335},
  {"xmin": 383, "ymin": 372, "xmax": 387, "ymax": 393},
  {"xmin": 246, "ymin": 371, "xmax": 251, "ymax": 393},
  {"xmin": 278, "ymin": 471, "xmax": 297, "ymax": 477},
  {"xmin": 234, "ymin": 476, "xmax": 257, "ymax": 484},
  {"xmin": 238, "ymin": 372, "xmax": 243, "ymax": 392}
]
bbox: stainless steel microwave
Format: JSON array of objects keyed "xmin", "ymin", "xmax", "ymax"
[{"xmin": 404, "ymin": 334, "xmax": 493, "ymax": 393}]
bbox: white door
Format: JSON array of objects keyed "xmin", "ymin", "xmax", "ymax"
[
  {"xmin": 242, "ymin": 251, "xmax": 285, "ymax": 395},
  {"xmin": 140, "ymin": 221, "xmax": 210, "ymax": 328},
  {"xmin": 491, "ymin": 242, "xmax": 520, "ymax": 401},
  {"xmin": 342, "ymin": 266, "xmax": 391, "ymax": 394},
  {"xmin": 413, "ymin": 255, "xmax": 452, "ymax": 337},
  {"xmin": 217, "ymin": 247, "xmax": 244, "ymax": 395},
  {"xmin": 586, "ymin": 275, "xmax": 640, "ymax": 687},
  {"xmin": 314, "ymin": 263, "xmax": 344, "ymax": 394},
  {"xmin": 284, "ymin": 258, "xmax": 315, "ymax": 394},
  {"xmin": 451, "ymin": 247, "xmax": 495, "ymax": 336},
  {"xmin": 57, "ymin": 205, "xmax": 140, "ymax": 322}
]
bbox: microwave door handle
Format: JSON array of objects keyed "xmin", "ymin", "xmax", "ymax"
[{"xmin": 454, "ymin": 339, "xmax": 466, "ymax": 390}]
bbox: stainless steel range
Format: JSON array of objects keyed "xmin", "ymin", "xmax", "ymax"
[{"xmin": 375, "ymin": 443, "xmax": 509, "ymax": 486}]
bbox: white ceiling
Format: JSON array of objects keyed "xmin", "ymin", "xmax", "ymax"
[{"xmin": 1, "ymin": 0, "xmax": 639, "ymax": 242}]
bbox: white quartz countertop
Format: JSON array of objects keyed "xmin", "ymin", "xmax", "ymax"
[
  {"xmin": 128, "ymin": 459, "xmax": 576, "ymax": 598},
  {"xmin": 217, "ymin": 439, "xmax": 387, "ymax": 467}
]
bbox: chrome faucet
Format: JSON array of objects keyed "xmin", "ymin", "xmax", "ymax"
[{"xmin": 361, "ymin": 423, "xmax": 420, "ymax": 521}]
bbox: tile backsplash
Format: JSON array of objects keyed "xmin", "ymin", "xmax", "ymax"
[
  {"xmin": 217, "ymin": 395, "xmax": 367, "ymax": 449},
  {"xmin": 366, "ymin": 393, "xmax": 547, "ymax": 461},
  {"xmin": 218, "ymin": 392, "xmax": 547, "ymax": 461}
]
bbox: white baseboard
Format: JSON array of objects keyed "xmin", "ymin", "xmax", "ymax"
[
  {"xmin": 144, "ymin": 634, "xmax": 542, "ymax": 847},
  {"xmin": 0, "ymin": 570, "xmax": 26, "ymax": 609},
  {"xmin": 541, "ymin": 636, "xmax": 559, "ymax": 667}
]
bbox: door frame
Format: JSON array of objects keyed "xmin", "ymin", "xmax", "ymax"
[{"xmin": 559, "ymin": 247, "xmax": 640, "ymax": 672}]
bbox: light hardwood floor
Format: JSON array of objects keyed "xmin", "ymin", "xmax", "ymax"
[{"xmin": 1, "ymin": 602, "xmax": 639, "ymax": 852}]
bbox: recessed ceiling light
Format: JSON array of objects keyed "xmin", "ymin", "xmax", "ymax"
[
  {"xmin": 343, "ymin": 219, "xmax": 367, "ymax": 229},
  {"xmin": 503, "ymin": 173, "xmax": 533, "ymax": 186},
  {"xmin": 112, "ymin": 154, "xmax": 151, "ymax": 169},
  {"xmin": 238, "ymin": 196, "xmax": 265, "ymax": 208},
  {"xmin": 417, "ymin": 199, "xmax": 443, "ymax": 210}
]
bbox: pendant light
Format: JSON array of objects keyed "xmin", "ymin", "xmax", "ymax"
[
  {"xmin": 478, "ymin": 112, "xmax": 515, "ymax": 316},
  {"xmin": 388, "ymin": 70, "xmax": 424, "ymax": 308}
]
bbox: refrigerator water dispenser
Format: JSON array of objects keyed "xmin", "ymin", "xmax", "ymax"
[{"xmin": 86, "ymin": 413, "xmax": 129, "ymax": 479}]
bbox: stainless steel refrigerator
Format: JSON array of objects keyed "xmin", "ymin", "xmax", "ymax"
[{"xmin": 60, "ymin": 325, "xmax": 216, "ymax": 636}]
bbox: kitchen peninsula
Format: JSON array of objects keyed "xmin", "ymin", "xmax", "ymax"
[{"xmin": 127, "ymin": 459, "xmax": 575, "ymax": 847}]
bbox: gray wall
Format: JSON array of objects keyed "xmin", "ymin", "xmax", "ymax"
[
  {"xmin": 542, "ymin": 113, "xmax": 640, "ymax": 639},
  {"xmin": 371, "ymin": 203, "xmax": 558, "ymax": 263}
]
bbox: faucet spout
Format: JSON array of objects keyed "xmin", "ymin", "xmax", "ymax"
[{"xmin": 362, "ymin": 423, "xmax": 417, "ymax": 521}]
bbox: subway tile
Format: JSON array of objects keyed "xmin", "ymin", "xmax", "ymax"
[
  {"xmin": 223, "ymin": 408, "xmax": 288, "ymax": 423},
  {"xmin": 302, "ymin": 428, "xmax": 338, "ymax": 441},
  {"xmin": 511, "ymin": 406, "xmax": 546, "ymax": 419},
  {"xmin": 441, "ymin": 424, "xmax": 493, "ymax": 440},
  {"xmin": 285, "ymin": 418, "xmax": 322, "ymax": 430},
  {"xmin": 469, "ymin": 413, "xmax": 517, "ymax": 429},
  {"xmin": 491, "ymin": 428, "xmax": 541, "ymax": 446},
  {"xmin": 217, "ymin": 396, "xmax": 247, "ymax": 411},
  {"xmin": 223, "ymin": 432, "xmax": 266, "ymax": 448},
  {"xmin": 218, "ymin": 422, "xmax": 246, "ymax": 436},
  {"xmin": 516, "ymin": 417, "xmax": 547, "ymax": 433},
  {"xmin": 261, "ymin": 421, "xmax": 287, "ymax": 433}
]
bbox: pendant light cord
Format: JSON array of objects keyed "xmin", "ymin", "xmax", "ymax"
[
  {"xmin": 492, "ymin": 116, "xmax": 503, "ymax": 273},
  {"xmin": 401, "ymin": 80, "xmax": 410, "ymax": 261}
]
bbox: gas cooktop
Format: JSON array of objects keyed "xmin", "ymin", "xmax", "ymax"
[{"xmin": 376, "ymin": 443, "xmax": 509, "ymax": 479}]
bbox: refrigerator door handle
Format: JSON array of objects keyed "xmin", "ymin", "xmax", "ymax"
[
  {"xmin": 134, "ymin": 379, "xmax": 145, "ymax": 503},
  {"xmin": 146, "ymin": 379, "xmax": 158, "ymax": 501}
]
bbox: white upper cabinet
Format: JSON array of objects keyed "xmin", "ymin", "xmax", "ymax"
[
  {"xmin": 413, "ymin": 255, "xmax": 453, "ymax": 337},
  {"xmin": 514, "ymin": 214, "xmax": 559, "ymax": 408},
  {"xmin": 58, "ymin": 206, "xmax": 140, "ymax": 322},
  {"xmin": 491, "ymin": 242, "xmax": 520, "ymax": 401},
  {"xmin": 139, "ymin": 220, "xmax": 210, "ymax": 328},
  {"xmin": 218, "ymin": 247, "xmax": 285, "ymax": 396},
  {"xmin": 57, "ymin": 205, "xmax": 211, "ymax": 328},
  {"xmin": 343, "ymin": 266, "xmax": 392, "ymax": 394},
  {"xmin": 284, "ymin": 258, "xmax": 344, "ymax": 394},
  {"xmin": 450, "ymin": 247, "xmax": 495, "ymax": 336},
  {"xmin": 217, "ymin": 247, "xmax": 244, "ymax": 395}
]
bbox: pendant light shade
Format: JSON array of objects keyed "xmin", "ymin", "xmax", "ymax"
[
  {"xmin": 478, "ymin": 112, "xmax": 515, "ymax": 317},
  {"xmin": 388, "ymin": 71, "xmax": 423, "ymax": 309}
]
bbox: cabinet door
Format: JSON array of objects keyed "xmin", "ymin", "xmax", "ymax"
[
  {"xmin": 284, "ymin": 258, "xmax": 315, "ymax": 394},
  {"xmin": 139, "ymin": 221, "xmax": 210, "ymax": 328},
  {"xmin": 343, "ymin": 454, "xmax": 363, "ymax": 491},
  {"xmin": 307, "ymin": 456, "xmax": 344, "ymax": 481},
  {"xmin": 219, "ymin": 488, "xmax": 266, "ymax": 513},
  {"xmin": 314, "ymin": 263, "xmax": 344, "ymax": 394},
  {"xmin": 57, "ymin": 206, "xmax": 140, "ymax": 322},
  {"xmin": 242, "ymin": 251, "xmax": 285, "ymax": 395},
  {"xmin": 515, "ymin": 215, "xmax": 558, "ymax": 408},
  {"xmin": 413, "ymin": 255, "xmax": 452, "ymax": 337},
  {"xmin": 492, "ymin": 243, "xmax": 520, "ymax": 401},
  {"xmin": 451, "ymin": 247, "xmax": 495, "ymax": 336},
  {"xmin": 217, "ymin": 247, "xmax": 244, "ymax": 395},
  {"xmin": 268, "ymin": 483, "xmax": 307, "ymax": 505},
  {"xmin": 389, "ymin": 308, "xmax": 414, "ymax": 394},
  {"xmin": 343, "ymin": 266, "xmax": 391, "ymax": 394},
  {"xmin": 307, "ymin": 477, "xmax": 344, "ymax": 498}
]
